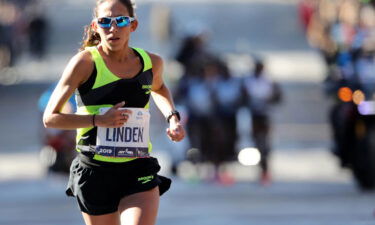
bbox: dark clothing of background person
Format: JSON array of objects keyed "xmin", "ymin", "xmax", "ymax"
[
  {"xmin": 243, "ymin": 61, "xmax": 282, "ymax": 185},
  {"xmin": 28, "ymin": 14, "xmax": 48, "ymax": 59}
]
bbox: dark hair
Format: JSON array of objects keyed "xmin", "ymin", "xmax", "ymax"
[{"xmin": 80, "ymin": 0, "xmax": 135, "ymax": 51}]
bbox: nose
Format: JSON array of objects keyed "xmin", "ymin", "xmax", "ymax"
[{"xmin": 109, "ymin": 21, "xmax": 117, "ymax": 32}]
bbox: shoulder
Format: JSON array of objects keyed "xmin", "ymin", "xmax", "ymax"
[
  {"xmin": 147, "ymin": 51, "xmax": 163, "ymax": 68},
  {"xmin": 146, "ymin": 51, "xmax": 163, "ymax": 75},
  {"xmin": 70, "ymin": 50, "xmax": 94, "ymax": 69},
  {"xmin": 64, "ymin": 49, "xmax": 94, "ymax": 83}
]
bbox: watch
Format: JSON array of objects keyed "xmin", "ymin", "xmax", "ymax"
[{"xmin": 166, "ymin": 110, "xmax": 181, "ymax": 123}]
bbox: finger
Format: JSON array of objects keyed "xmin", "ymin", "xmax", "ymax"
[
  {"xmin": 172, "ymin": 130, "xmax": 184, "ymax": 142},
  {"xmin": 119, "ymin": 110, "xmax": 132, "ymax": 120},
  {"xmin": 118, "ymin": 116, "xmax": 129, "ymax": 123},
  {"xmin": 171, "ymin": 128, "xmax": 181, "ymax": 136},
  {"xmin": 175, "ymin": 135, "xmax": 184, "ymax": 142},
  {"xmin": 120, "ymin": 114, "xmax": 129, "ymax": 120},
  {"xmin": 169, "ymin": 132, "xmax": 181, "ymax": 141},
  {"xmin": 113, "ymin": 101, "xmax": 126, "ymax": 109},
  {"xmin": 167, "ymin": 128, "xmax": 183, "ymax": 141},
  {"xmin": 120, "ymin": 113, "xmax": 131, "ymax": 119},
  {"xmin": 169, "ymin": 129, "xmax": 178, "ymax": 137},
  {"xmin": 166, "ymin": 128, "xmax": 175, "ymax": 141},
  {"xmin": 115, "ymin": 121, "xmax": 126, "ymax": 127},
  {"xmin": 120, "ymin": 109, "xmax": 132, "ymax": 115},
  {"xmin": 178, "ymin": 127, "xmax": 185, "ymax": 137},
  {"xmin": 118, "ymin": 119, "xmax": 127, "ymax": 124}
]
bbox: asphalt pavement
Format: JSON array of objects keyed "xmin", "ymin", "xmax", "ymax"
[{"xmin": 0, "ymin": 175, "xmax": 375, "ymax": 225}]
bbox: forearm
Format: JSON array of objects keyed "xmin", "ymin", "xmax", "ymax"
[
  {"xmin": 43, "ymin": 113, "xmax": 94, "ymax": 130},
  {"xmin": 151, "ymin": 84, "xmax": 176, "ymax": 118}
]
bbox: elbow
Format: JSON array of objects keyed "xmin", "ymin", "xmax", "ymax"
[{"xmin": 43, "ymin": 113, "xmax": 53, "ymax": 128}]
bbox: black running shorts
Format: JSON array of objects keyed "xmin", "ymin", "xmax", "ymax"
[{"xmin": 66, "ymin": 154, "xmax": 171, "ymax": 215}]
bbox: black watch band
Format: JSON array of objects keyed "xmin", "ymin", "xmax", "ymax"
[{"xmin": 167, "ymin": 110, "xmax": 181, "ymax": 123}]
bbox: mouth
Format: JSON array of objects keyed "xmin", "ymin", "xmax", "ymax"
[{"xmin": 108, "ymin": 37, "xmax": 120, "ymax": 42}]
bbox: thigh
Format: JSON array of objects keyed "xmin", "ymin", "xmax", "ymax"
[
  {"xmin": 81, "ymin": 211, "xmax": 120, "ymax": 225},
  {"xmin": 119, "ymin": 187, "xmax": 160, "ymax": 225}
]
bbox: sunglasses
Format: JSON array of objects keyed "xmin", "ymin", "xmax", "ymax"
[{"xmin": 96, "ymin": 16, "xmax": 135, "ymax": 28}]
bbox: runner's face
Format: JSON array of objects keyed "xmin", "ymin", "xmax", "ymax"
[{"xmin": 95, "ymin": 0, "xmax": 136, "ymax": 51}]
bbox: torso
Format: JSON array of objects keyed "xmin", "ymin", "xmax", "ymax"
[{"xmin": 75, "ymin": 46, "xmax": 154, "ymax": 162}]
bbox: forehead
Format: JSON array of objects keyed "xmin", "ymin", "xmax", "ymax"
[{"xmin": 97, "ymin": 0, "xmax": 129, "ymax": 17}]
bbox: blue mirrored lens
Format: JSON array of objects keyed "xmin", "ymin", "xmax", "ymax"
[
  {"xmin": 116, "ymin": 16, "xmax": 130, "ymax": 27},
  {"xmin": 97, "ymin": 17, "xmax": 111, "ymax": 28}
]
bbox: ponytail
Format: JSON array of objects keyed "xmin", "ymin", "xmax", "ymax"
[{"xmin": 80, "ymin": 24, "xmax": 101, "ymax": 51}]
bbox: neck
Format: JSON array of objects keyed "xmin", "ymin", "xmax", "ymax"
[{"xmin": 99, "ymin": 44, "xmax": 133, "ymax": 62}]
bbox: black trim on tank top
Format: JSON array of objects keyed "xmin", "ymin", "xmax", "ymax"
[
  {"xmin": 78, "ymin": 127, "xmax": 97, "ymax": 146},
  {"xmin": 77, "ymin": 77, "xmax": 151, "ymax": 107},
  {"xmin": 94, "ymin": 48, "xmax": 145, "ymax": 81},
  {"xmin": 78, "ymin": 66, "xmax": 97, "ymax": 95},
  {"xmin": 122, "ymin": 48, "xmax": 145, "ymax": 80},
  {"xmin": 133, "ymin": 48, "xmax": 145, "ymax": 71},
  {"xmin": 78, "ymin": 47, "xmax": 144, "ymax": 95}
]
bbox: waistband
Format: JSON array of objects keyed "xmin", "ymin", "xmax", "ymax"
[{"xmin": 78, "ymin": 152, "xmax": 155, "ymax": 170}]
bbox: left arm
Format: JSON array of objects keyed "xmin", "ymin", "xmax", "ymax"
[{"xmin": 150, "ymin": 53, "xmax": 185, "ymax": 142}]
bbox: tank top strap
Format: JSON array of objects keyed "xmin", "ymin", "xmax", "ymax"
[
  {"xmin": 85, "ymin": 46, "xmax": 106, "ymax": 70},
  {"xmin": 85, "ymin": 46, "xmax": 120, "ymax": 89},
  {"xmin": 132, "ymin": 47, "xmax": 152, "ymax": 72}
]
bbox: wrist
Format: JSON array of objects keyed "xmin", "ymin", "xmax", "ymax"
[
  {"xmin": 166, "ymin": 110, "xmax": 180, "ymax": 123},
  {"xmin": 92, "ymin": 114, "xmax": 96, "ymax": 127},
  {"xmin": 169, "ymin": 115, "xmax": 180, "ymax": 124},
  {"xmin": 92, "ymin": 114, "xmax": 101, "ymax": 127}
]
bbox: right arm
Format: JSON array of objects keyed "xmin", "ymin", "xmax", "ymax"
[{"xmin": 43, "ymin": 51, "xmax": 129, "ymax": 129}]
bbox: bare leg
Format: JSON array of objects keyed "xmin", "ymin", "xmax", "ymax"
[
  {"xmin": 81, "ymin": 211, "xmax": 121, "ymax": 225},
  {"xmin": 119, "ymin": 187, "xmax": 160, "ymax": 225}
]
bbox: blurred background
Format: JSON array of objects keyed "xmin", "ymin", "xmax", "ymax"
[{"xmin": 1, "ymin": 0, "xmax": 375, "ymax": 224}]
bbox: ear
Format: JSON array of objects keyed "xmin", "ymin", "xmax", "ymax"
[
  {"xmin": 91, "ymin": 20, "xmax": 98, "ymax": 32},
  {"xmin": 130, "ymin": 19, "xmax": 138, "ymax": 32}
]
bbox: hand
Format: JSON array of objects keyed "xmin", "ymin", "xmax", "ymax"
[
  {"xmin": 166, "ymin": 119, "xmax": 185, "ymax": 142},
  {"xmin": 96, "ymin": 101, "xmax": 132, "ymax": 128}
]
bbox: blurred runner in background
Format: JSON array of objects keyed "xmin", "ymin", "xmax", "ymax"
[
  {"xmin": 243, "ymin": 59, "xmax": 282, "ymax": 186},
  {"xmin": 210, "ymin": 60, "xmax": 242, "ymax": 184}
]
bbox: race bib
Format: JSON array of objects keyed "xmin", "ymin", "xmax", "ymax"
[{"xmin": 96, "ymin": 107, "xmax": 150, "ymax": 158}]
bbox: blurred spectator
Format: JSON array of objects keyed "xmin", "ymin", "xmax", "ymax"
[
  {"xmin": 0, "ymin": 0, "xmax": 19, "ymax": 67},
  {"xmin": 28, "ymin": 11, "xmax": 48, "ymax": 59},
  {"xmin": 174, "ymin": 30, "xmax": 243, "ymax": 183},
  {"xmin": 175, "ymin": 57, "xmax": 242, "ymax": 183},
  {"xmin": 210, "ymin": 60, "xmax": 243, "ymax": 182},
  {"xmin": 0, "ymin": 0, "xmax": 45, "ymax": 68},
  {"xmin": 174, "ymin": 32, "xmax": 216, "ymax": 167},
  {"xmin": 243, "ymin": 59, "xmax": 282, "ymax": 186},
  {"xmin": 179, "ymin": 61, "xmax": 217, "ymax": 163},
  {"xmin": 305, "ymin": 0, "xmax": 337, "ymax": 66},
  {"xmin": 175, "ymin": 31, "xmax": 213, "ymax": 76},
  {"xmin": 298, "ymin": 0, "xmax": 316, "ymax": 31},
  {"xmin": 301, "ymin": 0, "xmax": 375, "ymax": 165},
  {"xmin": 303, "ymin": 0, "xmax": 375, "ymax": 69}
]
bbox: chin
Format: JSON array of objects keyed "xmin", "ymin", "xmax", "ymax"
[
  {"xmin": 105, "ymin": 42, "xmax": 125, "ymax": 52},
  {"xmin": 108, "ymin": 46, "xmax": 121, "ymax": 51}
]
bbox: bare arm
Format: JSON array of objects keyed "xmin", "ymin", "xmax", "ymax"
[
  {"xmin": 43, "ymin": 51, "xmax": 130, "ymax": 129},
  {"xmin": 150, "ymin": 54, "xmax": 176, "ymax": 118},
  {"xmin": 150, "ymin": 53, "xmax": 185, "ymax": 142}
]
